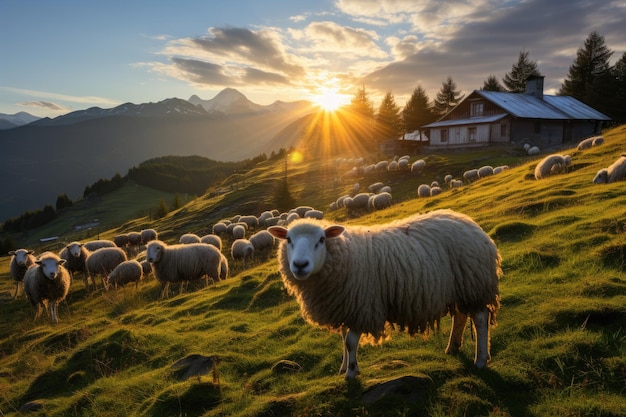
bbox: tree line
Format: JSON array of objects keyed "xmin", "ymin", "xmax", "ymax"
[{"xmin": 350, "ymin": 30, "xmax": 625, "ymax": 148}]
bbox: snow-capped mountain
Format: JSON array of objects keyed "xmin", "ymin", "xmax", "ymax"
[{"xmin": 0, "ymin": 111, "xmax": 41, "ymax": 129}]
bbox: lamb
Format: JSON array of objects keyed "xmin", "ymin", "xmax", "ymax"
[
  {"xmin": 231, "ymin": 239, "xmax": 255, "ymax": 265},
  {"xmin": 417, "ymin": 184, "xmax": 431, "ymax": 197},
  {"xmin": 146, "ymin": 240, "xmax": 226, "ymax": 298},
  {"xmin": 593, "ymin": 154, "xmax": 626, "ymax": 184},
  {"xmin": 8, "ymin": 249, "xmax": 36, "ymax": 299},
  {"xmin": 268, "ymin": 210, "xmax": 501, "ymax": 379},
  {"xmin": 179, "ymin": 233, "xmax": 201, "ymax": 244},
  {"xmin": 534, "ymin": 154, "xmax": 571, "ymax": 180},
  {"xmin": 22, "ymin": 252, "xmax": 71, "ymax": 324},
  {"xmin": 85, "ymin": 247, "xmax": 128, "ymax": 291},
  {"xmin": 200, "ymin": 234, "xmax": 223, "ymax": 251},
  {"xmin": 105, "ymin": 260, "xmax": 143, "ymax": 290},
  {"xmin": 249, "ymin": 230, "xmax": 275, "ymax": 254},
  {"xmin": 141, "ymin": 228, "xmax": 158, "ymax": 244}
]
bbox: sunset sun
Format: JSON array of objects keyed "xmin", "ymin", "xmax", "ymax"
[{"xmin": 312, "ymin": 87, "xmax": 348, "ymax": 111}]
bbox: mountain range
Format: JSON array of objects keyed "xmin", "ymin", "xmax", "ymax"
[{"xmin": 0, "ymin": 89, "xmax": 316, "ymax": 222}]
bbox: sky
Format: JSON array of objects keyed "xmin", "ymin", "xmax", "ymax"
[{"xmin": 1, "ymin": 0, "xmax": 625, "ymax": 118}]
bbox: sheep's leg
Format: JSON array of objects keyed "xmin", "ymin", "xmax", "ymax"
[
  {"xmin": 33, "ymin": 302, "xmax": 43, "ymax": 321},
  {"xmin": 83, "ymin": 275, "xmax": 90, "ymax": 292},
  {"xmin": 341, "ymin": 328, "xmax": 361, "ymax": 379},
  {"xmin": 472, "ymin": 309, "xmax": 491, "ymax": 368},
  {"xmin": 50, "ymin": 302, "xmax": 59, "ymax": 324},
  {"xmin": 339, "ymin": 327, "xmax": 349, "ymax": 374},
  {"xmin": 446, "ymin": 310, "xmax": 468, "ymax": 355},
  {"xmin": 13, "ymin": 282, "xmax": 19, "ymax": 299}
]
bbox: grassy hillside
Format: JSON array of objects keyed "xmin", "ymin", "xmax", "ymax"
[{"xmin": 1, "ymin": 126, "xmax": 626, "ymax": 416}]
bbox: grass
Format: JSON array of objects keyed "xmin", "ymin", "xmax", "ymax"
[{"xmin": 1, "ymin": 125, "xmax": 626, "ymax": 416}]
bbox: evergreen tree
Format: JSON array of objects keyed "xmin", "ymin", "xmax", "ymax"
[
  {"xmin": 609, "ymin": 52, "xmax": 626, "ymax": 122},
  {"xmin": 402, "ymin": 85, "xmax": 435, "ymax": 139},
  {"xmin": 433, "ymin": 76, "xmax": 465, "ymax": 117},
  {"xmin": 375, "ymin": 90, "xmax": 402, "ymax": 143},
  {"xmin": 349, "ymin": 85, "xmax": 375, "ymax": 119},
  {"xmin": 273, "ymin": 180, "xmax": 296, "ymax": 213},
  {"xmin": 559, "ymin": 31, "xmax": 614, "ymax": 117},
  {"xmin": 502, "ymin": 50, "xmax": 541, "ymax": 92},
  {"xmin": 156, "ymin": 199, "xmax": 169, "ymax": 219},
  {"xmin": 55, "ymin": 193, "xmax": 73, "ymax": 210},
  {"xmin": 482, "ymin": 75, "xmax": 505, "ymax": 92}
]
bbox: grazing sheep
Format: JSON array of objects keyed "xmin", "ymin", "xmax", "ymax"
[
  {"xmin": 268, "ymin": 210, "xmax": 501, "ymax": 379},
  {"xmin": 212, "ymin": 222, "xmax": 228, "ymax": 235},
  {"xmin": 258, "ymin": 211, "xmax": 274, "ymax": 227},
  {"xmin": 239, "ymin": 215, "xmax": 259, "ymax": 230},
  {"xmin": 388, "ymin": 160, "xmax": 399, "ymax": 171},
  {"xmin": 265, "ymin": 217, "xmax": 281, "ymax": 227},
  {"xmin": 249, "ymin": 230, "xmax": 275, "ymax": 254},
  {"xmin": 304, "ymin": 209, "xmax": 324, "ymax": 220},
  {"xmin": 85, "ymin": 247, "xmax": 128, "ymax": 291},
  {"xmin": 146, "ymin": 240, "xmax": 226, "ymax": 298},
  {"xmin": 379, "ymin": 185, "xmax": 391, "ymax": 194},
  {"xmin": 398, "ymin": 159, "xmax": 409, "ymax": 170},
  {"xmin": 8, "ymin": 249, "xmax": 36, "ymax": 299},
  {"xmin": 23, "ymin": 252, "xmax": 71, "ymax": 324},
  {"xmin": 348, "ymin": 193, "xmax": 372, "ymax": 211},
  {"xmin": 286, "ymin": 212, "xmax": 301, "ymax": 224},
  {"xmin": 534, "ymin": 154, "xmax": 571, "ymax": 180},
  {"xmin": 231, "ymin": 239, "xmax": 255, "ymax": 265},
  {"xmin": 105, "ymin": 260, "xmax": 143, "ymax": 290},
  {"xmin": 593, "ymin": 154, "xmax": 626, "ymax": 184},
  {"xmin": 179, "ymin": 233, "xmax": 201, "ymax": 244},
  {"xmin": 430, "ymin": 181, "xmax": 440, "ymax": 188},
  {"xmin": 140, "ymin": 260, "xmax": 153, "ymax": 279},
  {"xmin": 200, "ymin": 234, "xmax": 223, "ymax": 251},
  {"xmin": 577, "ymin": 135, "xmax": 604, "ymax": 150},
  {"xmin": 444, "ymin": 174, "xmax": 453, "ymax": 184},
  {"xmin": 84, "ymin": 240, "xmax": 116, "ymax": 251},
  {"xmin": 336, "ymin": 195, "xmax": 351, "ymax": 209},
  {"xmin": 478, "ymin": 166, "xmax": 494, "ymax": 178},
  {"xmin": 375, "ymin": 160, "xmax": 388, "ymax": 172},
  {"xmin": 141, "ymin": 229, "xmax": 158, "ymax": 244},
  {"xmin": 232, "ymin": 224, "xmax": 246, "ymax": 240},
  {"xmin": 430, "ymin": 186, "xmax": 442, "ymax": 196},
  {"xmin": 113, "ymin": 234, "xmax": 129, "ymax": 248},
  {"xmin": 369, "ymin": 192, "xmax": 392, "ymax": 210},
  {"xmin": 527, "ymin": 146, "xmax": 540, "ymax": 156},
  {"xmin": 493, "ymin": 165, "xmax": 509, "ymax": 175},
  {"xmin": 295, "ymin": 206, "xmax": 314, "ymax": 217},
  {"xmin": 127, "ymin": 232, "xmax": 143, "ymax": 247},
  {"xmin": 411, "ymin": 159, "xmax": 426, "ymax": 173},
  {"xmin": 368, "ymin": 182, "xmax": 384, "ymax": 193},
  {"xmin": 463, "ymin": 169, "xmax": 479, "ymax": 183},
  {"xmin": 417, "ymin": 184, "xmax": 431, "ymax": 197},
  {"xmin": 592, "ymin": 136, "xmax": 604, "ymax": 146},
  {"xmin": 450, "ymin": 179, "xmax": 463, "ymax": 188}
]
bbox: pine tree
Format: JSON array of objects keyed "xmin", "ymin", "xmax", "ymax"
[
  {"xmin": 433, "ymin": 76, "xmax": 465, "ymax": 117},
  {"xmin": 375, "ymin": 90, "xmax": 402, "ymax": 143},
  {"xmin": 609, "ymin": 52, "xmax": 626, "ymax": 122},
  {"xmin": 482, "ymin": 75, "xmax": 505, "ymax": 92},
  {"xmin": 402, "ymin": 85, "xmax": 435, "ymax": 138},
  {"xmin": 349, "ymin": 85, "xmax": 375, "ymax": 119},
  {"xmin": 559, "ymin": 31, "xmax": 614, "ymax": 116},
  {"xmin": 502, "ymin": 50, "xmax": 541, "ymax": 93}
]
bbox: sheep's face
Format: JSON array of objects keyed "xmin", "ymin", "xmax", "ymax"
[
  {"xmin": 37, "ymin": 257, "xmax": 66, "ymax": 280},
  {"xmin": 67, "ymin": 243, "xmax": 83, "ymax": 258},
  {"xmin": 269, "ymin": 222, "xmax": 345, "ymax": 281},
  {"xmin": 146, "ymin": 242, "xmax": 164, "ymax": 263},
  {"xmin": 11, "ymin": 249, "xmax": 34, "ymax": 266},
  {"xmin": 593, "ymin": 169, "xmax": 608, "ymax": 184}
]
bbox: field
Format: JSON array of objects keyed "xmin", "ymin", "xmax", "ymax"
[{"xmin": 1, "ymin": 126, "xmax": 626, "ymax": 416}]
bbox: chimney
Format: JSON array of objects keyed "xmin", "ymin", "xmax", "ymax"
[{"xmin": 525, "ymin": 75, "xmax": 544, "ymax": 100}]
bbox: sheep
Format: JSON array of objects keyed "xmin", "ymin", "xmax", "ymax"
[
  {"xmin": 64, "ymin": 241, "xmax": 92, "ymax": 279},
  {"xmin": 212, "ymin": 222, "xmax": 228, "ymax": 235},
  {"xmin": 85, "ymin": 247, "xmax": 128, "ymax": 291},
  {"xmin": 179, "ymin": 233, "xmax": 201, "ymax": 244},
  {"xmin": 22, "ymin": 252, "xmax": 71, "ymax": 324},
  {"xmin": 369, "ymin": 192, "xmax": 392, "ymax": 210},
  {"xmin": 450, "ymin": 179, "xmax": 463, "ymax": 188},
  {"xmin": 146, "ymin": 240, "xmax": 226, "ymax": 298},
  {"xmin": 417, "ymin": 184, "xmax": 431, "ymax": 197},
  {"xmin": 127, "ymin": 232, "xmax": 143, "ymax": 247},
  {"xmin": 336, "ymin": 195, "xmax": 351, "ymax": 209},
  {"xmin": 268, "ymin": 210, "xmax": 501, "ymax": 379},
  {"xmin": 295, "ymin": 206, "xmax": 315, "ymax": 217},
  {"xmin": 140, "ymin": 260, "xmax": 153, "ymax": 279},
  {"xmin": 577, "ymin": 135, "xmax": 604, "ymax": 150},
  {"xmin": 430, "ymin": 181, "xmax": 440, "ymax": 188},
  {"xmin": 527, "ymin": 146, "xmax": 540, "ymax": 156},
  {"xmin": 593, "ymin": 154, "xmax": 626, "ymax": 184},
  {"xmin": 141, "ymin": 228, "xmax": 158, "ymax": 244},
  {"xmin": 368, "ymin": 182, "xmax": 384, "ymax": 193},
  {"xmin": 388, "ymin": 160, "xmax": 399, "ymax": 171},
  {"xmin": 113, "ymin": 234, "xmax": 129, "ymax": 248},
  {"xmin": 430, "ymin": 186, "xmax": 442, "ymax": 196},
  {"xmin": 444, "ymin": 174, "xmax": 453, "ymax": 184},
  {"xmin": 227, "ymin": 222, "xmax": 248, "ymax": 234},
  {"xmin": 200, "ymin": 234, "xmax": 222, "ymax": 251},
  {"xmin": 258, "ymin": 211, "xmax": 274, "ymax": 227},
  {"xmin": 592, "ymin": 136, "xmax": 604, "ymax": 146},
  {"xmin": 239, "ymin": 215, "xmax": 259, "ymax": 230},
  {"xmin": 398, "ymin": 159, "xmax": 409, "ymax": 170},
  {"xmin": 348, "ymin": 193, "xmax": 372, "ymax": 211},
  {"xmin": 375, "ymin": 160, "xmax": 388, "ymax": 172},
  {"xmin": 84, "ymin": 240, "xmax": 116, "ymax": 251},
  {"xmin": 463, "ymin": 169, "xmax": 479, "ymax": 183},
  {"xmin": 231, "ymin": 239, "xmax": 255, "ymax": 266},
  {"xmin": 411, "ymin": 159, "xmax": 425, "ymax": 173},
  {"xmin": 304, "ymin": 209, "xmax": 324, "ymax": 220},
  {"xmin": 8, "ymin": 249, "xmax": 36, "ymax": 299},
  {"xmin": 493, "ymin": 165, "xmax": 509, "ymax": 175},
  {"xmin": 379, "ymin": 185, "xmax": 391, "ymax": 194},
  {"xmin": 232, "ymin": 224, "xmax": 246, "ymax": 239},
  {"xmin": 249, "ymin": 230, "xmax": 275, "ymax": 254},
  {"xmin": 534, "ymin": 154, "xmax": 571, "ymax": 180},
  {"xmin": 478, "ymin": 166, "xmax": 494, "ymax": 178},
  {"xmin": 105, "ymin": 260, "xmax": 143, "ymax": 290}
]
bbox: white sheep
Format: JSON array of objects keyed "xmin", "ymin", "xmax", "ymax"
[
  {"xmin": 200, "ymin": 234, "xmax": 223, "ymax": 251},
  {"xmin": 463, "ymin": 169, "xmax": 479, "ymax": 183},
  {"xmin": 295, "ymin": 206, "xmax": 314, "ymax": 217},
  {"xmin": 85, "ymin": 247, "xmax": 128, "ymax": 291},
  {"xmin": 369, "ymin": 192, "xmax": 392, "ymax": 210},
  {"xmin": 411, "ymin": 159, "xmax": 426, "ymax": 173},
  {"xmin": 493, "ymin": 166, "xmax": 509, "ymax": 175},
  {"xmin": 141, "ymin": 229, "xmax": 158, "ymax": 244},
  {"xmin": 388, "ymin": 160, "xmax": 399, "ymax": 171},
  {"xmin": 8, "ymin": 248, "xmax": 36, "ymax": 299},
  {"xmin": 179, "ymin": 233, "xmax": 201, "ymax": 244},
  {"xmin": 239, "ymin": 215, "xmax": 259, "ymax": 230},
  {"xmin": 450, "ymin": 179, "xmax": 463, "ymax": 188},
  {"xmin": 534, "ymin": 154, "xmax": 571, "ymax": 180},
  {"xmin": 417, "ymin": 184, "xmax": 431, "ymax": 197},
  {"xmin": 105, "ymin": 259, "xmax": 143, "ymax": 290},
  {"xmin": 84, "ymin": 240, "xmax": 116, "ymax": 251},
  {"xmin": 249, "ymin": 230, "xmax": 275, "ymax": 254},
  {"xmin": 232, "ymin": 224, "xmax": 246, "ymax": 240},
  {"xmin": 527, "ymin": 146, "xmax": 540, "ymax": 156},
  {"xmin": 348, "ymin": 193, "xmax": 371, "ymax": 211},
  {"xmin": 379, "ymin": 185, "xmax": 391, "ymax": 194},
  {"xmin": 23, "ymin": 252, "xmax": 71, "ymax": 324},
  {"xmin": 577, "ymin": 135, "xmax": 604, "ymax": 150},
  {"xmin": 304, "ymin": 209, "xmax": 324, "ymax": 220},
  {"xmin": 368, "ymin": 182, "xmax": 384, "ymax": 193},
  {"xmin": 478, "ymin": 166, "xmax": 494, "ymax": 178},
  {"xmin": 231, "ymin": 239, "xmax": 255, "ymax": 266},
  {"xmin": 114, "ymin": 234, "xmax": 129, "ymax": 249},
  {"xmin": 64, "ymin": 241, "xmax": 118, "ymax": 287},
  {"xmin": 212, "ymin": 222, "xmax": 228, "ymax": 235},
  {"xmin": 375, "ymin": 160, "xmax": 388, "ymax": 172},
  {"xmin": 444, "ymin": 174, "xmax": 453, "ymax": 184},
  {"xmin": 146, "ymin": 240, "xmax": 226, "ymax": 298},
  {"xmin": 430, "ymin": 186, "xmax": 442, "ymax": 196},
  {"xmin": 398, "ymin": 159, "xmax": 409, "ymax": 170},
  {"xmin": 593, "ymin": 154, "xmax": 626, "ymax": 184},
  {"xmin": 268, "ymin": 210, "xmax": 501, "ymax": 379}
]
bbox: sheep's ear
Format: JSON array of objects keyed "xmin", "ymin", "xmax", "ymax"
[
  {"xmin": 267, "ymin": 226, "xmax": 288, "ymax": 240},
  {"xmin": 58, "ymin": 259, "xmax": 67, "ymax": 266},
  {"xmin": 28, "ymin": 250, "xmax": 35, "ymax": 254},
  {"xmin": 8, "ymin": 251, "xmax": 15, "ymax": 255},
  {"xmin": 35, "ymin": 260, "xmax": 42, "ymax": 265},
  {"xmin": 324, "ymin": 225, "xmax": 345, "ymax": 239}
]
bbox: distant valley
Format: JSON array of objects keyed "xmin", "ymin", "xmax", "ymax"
[{"xmin": 0, "ymin": 89, "xmax": 315, "ymax": 222}]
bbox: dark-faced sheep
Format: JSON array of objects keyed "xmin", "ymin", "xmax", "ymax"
[
  {"xmin": 268, "ymin": 209, "xmax": 501, "ymax": 379},
  {"xmin": 8, "ymin": 249, "xmax": 36, "ymax": 299},
  {"xmin": 141, "ymin": 229, "xmax": 158, "ymax": 244},
  {"xmin": 23, "ymin": 252, "xmax": 71, "ymax": 324}
]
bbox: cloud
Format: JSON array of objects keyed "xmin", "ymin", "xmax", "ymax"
[
  {"xmin": 19, "ymin": 101, "xmax": 68, "ymax": 111},
  {"xmin": 302, "ymin": 21, "xmax": 387, "ymax": 58}
]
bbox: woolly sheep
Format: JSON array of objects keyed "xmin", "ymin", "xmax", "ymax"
[
  {"xmin": 146, "ymin": 240, "xmax": 226, "ymax": 298},
  {"xmin": 232, "ymin": 224, "xmax": 246, "ymax": 239},
  {"xmin": 430, "ymin": 180, "xmax": 439, "ymax": 188},
  {"xmin": 227, "ymin": 222, "xmax": 248, "ymax": 234},
  {"xmin": 239, "ymin": 215, "xmax": 259, "ymax": 230},
  {"xmin": 411, "ymin": 159, "xmax": 426, "ymax": 173},
  {"xmin": 398, "ymin": 159, "xmax": 409, "ymax": 170},
  {"xmin": 258, "ymin": 211, "xmax": 274, "ymax": 227},
  {"xmin": 304, "ymin": 209, "xmax": 324, "ymax": 220},
  {"xmin": 8, "ymin": 249, "xmax": 36, "ymax": 299},
  {"xmin": 85, "ymin": 247, "xmax": 128, "ymax": 291},
  {"xmin": 527, "ymin": 146, "xmax": 540, "ymax": 156},
  {"xmin": 23, "ymin": 252, "xmax": 71, "ymax": 324},
  {"xmin": 379, "ymin": 185, "xmax": 391, "ymax": 194},
  {"xmin": 478, "ymin": 166, "xmax": 494, "ymax": 178},
  {"xmin": 268, "ymin": 210, "xmax": 501, "ymax": 379},
  {"xmin": 114, "ymin": 234, "xmax": 129, "ymax": 248},
  {"xmin": 417, "ymin": 184, "xmax": 431, "ymax": 197},
  {"xmin": 212, "ymin": 222, "xmax": 228, "ymax": 235},
  {"xmin": 231, "ymin": 239, "xmax": 255, "ymax": 265},
  {"xmin": 179, "ymin": 233, "xmax": 201, "ymax": 244},
  {"xmin": 368, "ymin": 182, "xmax": 384, "ymax": 193},
  {"xmin": 388, "ymin": 160, "xmax": 399, "ymax": 171},
  {"xmin": 375, "ymin": 160, "xmax": 388, "ymax": 172},
  {"xmin": 593, "ymin": 154, "xmax": 626, "ymax": 184},
  {"xmin": 105, "ymin": 260, "xmax": 143, "ymax": 290},
  {"xmin": 286, "ymin": 212, "xmax": 300, "ymax": 224},
  {"xmin": 463, "ymin": 169, "xmax": 479, "ymax": 182},
  {"xmin": 336, "ymin": 195, "xmax": 350, "ymax": 209},
  {"xmin": 534, "ymin": 154, "xmax": 571, "ymax": 180},
  {"xmin": 140, "ymin": 260, "xmax": 153, "ymax": 279},
  {"xmin": 64, "ymin": 241, "xmax": 102, "ymax": 281},
  {"xmin": 295, "ymin": 206, "xmax": 314, "ymax": 217},
  {"xmin": 265, "ymin": 217, "xmax": 281, "ymax": 227},
  {"xmin": 577, "ymin": 135, "xmax": 604, "ymax": 150},
  {"xmin": 127, "ymin": 232, "xmax": 142, "ymax": 247},
  {"xmin": 249, "ymin": 230, "xmax": 275, "ymax": 253},
  {"xmin": 493, "ymin": 165, "xmax": 509, "ymax": 175},
  {"xmin": 84, "ymin": 240, "xmax": 116, "ymax": 251},
  {"xmin": 450, "ymin": 179, "xmax": 463, "ymax": 188},
  {"xmin": 348, "ymin": 193, "xmax": 371, "ymax": 210},
  {"xmin": 200, "ymin": 234, "xmax": 223, "ymax": 251},
  {"xmin": 444, "ymin": 174, "xmax": 453, "ymax": 184},
  {"xmin": 141, "ymin": 228, "xmax": 158, "ymax": 244},
  {"xmin": 430, "ymin": 186, "xmax": 442, "ymax": 196},
  {"xmin": 593, "ymin": 136, "xmax": 604, "ymax": 146},
  {"xmin": 369, "ymin": 192, "xmax": 392, "ymax": 210}
]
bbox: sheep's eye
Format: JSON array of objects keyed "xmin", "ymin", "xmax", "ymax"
[
  {"xmin": 286, "ymin": 237, "xmax": 292, "ymax": 245},
  {"xmin": 318, "ymin": 237, "xmax": 325, "ymax": 245}
]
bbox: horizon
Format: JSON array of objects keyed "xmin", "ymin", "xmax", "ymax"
[{"xmin": 1, "ymin": 0, "xmax": 624, "ymax": 118}]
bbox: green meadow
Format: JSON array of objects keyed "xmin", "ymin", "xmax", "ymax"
[{"xmin": 1, "ymin": 125, "xmax": 626, "ymax": 416}]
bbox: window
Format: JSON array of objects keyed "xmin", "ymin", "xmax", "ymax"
[
  {"xmin": 471, "ymin": 102, "xmax": 484, "ymax": 117},
  {"xmin": 441, "ymin": 129, "xmax": 449, "ymax": 143},
  {"xmin": 468, "ymin": 127, "xmax": 477, "ymax": 142},
  {"xmin": 455, "ymin": 128, "xmax": 461, "ymax": 142},
  {"xmin": 500, "ymin": 124, "xmax": 507, "ymax": 137}
]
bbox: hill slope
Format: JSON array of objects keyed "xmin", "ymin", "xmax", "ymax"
[{"xmin": 0, "ymin": 125, "xmax": 625, "ymax": 416}]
